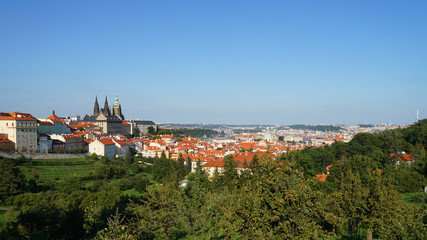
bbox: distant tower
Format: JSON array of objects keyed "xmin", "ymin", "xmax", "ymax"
[
  {"xmin": 416, "ymin": 109, "xmax": 419, "ymax": 123},
  {"xmin": 103, "ymin": 96, "xmax": 110, "ymax": 116},
  {"xmin": 94, "ymin": 96, "xmax": 99, "ymax": 116},
  {"xmin": 113, "ymin": 93, "xmax": 124, "ymax": 120}
]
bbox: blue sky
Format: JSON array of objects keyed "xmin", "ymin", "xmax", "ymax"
[{"xmin": 0, "ymin": 0, "xmax": 425, "ymax": 125}]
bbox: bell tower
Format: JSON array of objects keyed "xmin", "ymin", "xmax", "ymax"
[{"xmin": 113, "ymin": 93, "xmax": 124, "ymax": 120}]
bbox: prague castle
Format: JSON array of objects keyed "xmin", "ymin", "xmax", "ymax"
[{"xmin": 83, "ymin": 94, "xmax": 157, "ymax": 136}]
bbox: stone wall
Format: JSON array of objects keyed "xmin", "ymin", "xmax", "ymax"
[{"xmin": 0, "ymin": 152, "xmax": 87, "ymax": 159}]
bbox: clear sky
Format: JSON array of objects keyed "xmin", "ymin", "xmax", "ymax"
[{"xmin": 0, "ymin": 0, "xmax": 426, "ymax": 125}]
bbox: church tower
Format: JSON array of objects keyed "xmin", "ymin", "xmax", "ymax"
[
  {"xmin": 113, "ymin": 94, "xmax": 124, "ymax": 120},
  {"xmin": 94, "ymin": 96, "xmax": 100, "ymax": 116},
  {"xmin": 102, "ymin": 96, "xmax": 110, "ymax": 116}
]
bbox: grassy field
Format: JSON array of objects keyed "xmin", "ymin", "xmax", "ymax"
[
  {"xmin": 401, "ymin": 192, "xmax": 427, "ymax": 207},
  {"xmin": 0, "ymin": 207, "xmax": 20, "ymax": 231},
  {"xmin": 17, "ymin": 158, "xmax": 101, "ymax": 184}
]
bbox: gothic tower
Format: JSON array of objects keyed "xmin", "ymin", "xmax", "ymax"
[
  {"xmin": 103, "ymin": 96, "xmax": 110, "ymax": 116},
  {"xmin": 94, "ymin": 96, "xmax": 99, "ymax": 116}
]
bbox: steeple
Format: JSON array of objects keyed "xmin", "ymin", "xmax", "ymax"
[
  {"xmin": 114, "ymin": 93, "xmax": 120, "ymax": 107},
  {"xmin": 94, "ymin": 96, "xmax": 99, "ymax": 116},
  {"xmin": 103, "ymin": 96, "xmax": 110, "ymax": 116},
  {"xmin": 113, "ymin": 93, "xmax": 124, "ymax": 120}
]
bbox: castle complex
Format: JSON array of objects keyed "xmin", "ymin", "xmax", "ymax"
[
  {"xmin": 83, "ymin": 94, "xmax": 157, "ymax": 136},
  {"xmin": 83, "ymin": 95, "xmax": 124, "ymax": 135}
]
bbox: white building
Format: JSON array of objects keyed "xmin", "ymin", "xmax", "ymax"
[
  {"xmin": 89, "ymin": 138, "xmax": 116, "ymax": 159},
  {"xmin": 0, "ymin": 112, "xmax": 38, "ymax": 151},
  {"xmin": 112, "ymin": 138, "xmax": 129, "ymax": 158}
]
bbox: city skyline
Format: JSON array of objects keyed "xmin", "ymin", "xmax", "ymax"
[{"xmin": 1, "ymin": 0, "xmax": 426, "ymax": 124}]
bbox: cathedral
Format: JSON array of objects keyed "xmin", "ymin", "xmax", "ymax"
[
  {"xmin": 93, "ymin": 94, "xmax": 124, "ymax": 120},
  {"xmin": 83, "ymin": 94, "xmax": 157, "ymax": 136},
  {"xmin": 83, "ymin": 95, "xmax": 124, "ymax": 135}
]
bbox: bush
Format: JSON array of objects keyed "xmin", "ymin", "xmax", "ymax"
[
  {"xmin": 94, "ymin": 165, "xmax": 127, "ymax": 180},
  {"xmin": 130, "ymin": 163, "xmax": 144, "ymax": 174},
  {"xmin": 87, "ymin": 153, "xmax": 98, "ymax": 160},
  {"xmin": 134, "ymin": 177, "xmax": 150, "ymax": 193},
  {"xmin": 118, "ymin": 176, "xmax": 134, "ymax": 191}
]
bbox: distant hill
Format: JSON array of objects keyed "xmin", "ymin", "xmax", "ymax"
[
  {"xmin": 285, "ymin": 124, "xmax": 343, "ymax": 132},
  {"xmin": 358, "ymin": 124, "xmax": 375, "ymax": 128}
]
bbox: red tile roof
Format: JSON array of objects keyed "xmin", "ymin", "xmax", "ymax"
[
  {"xmin": 0, "ymin": 136, "xmax": 12, "ymax": 143},
  {"xmin": 47, "ymin": 114, "xmax": 65, "ymax": 124},
  {"xmin": 314, "ymin": 174, "xmax": 327, "ymax": 182},
  {"xmin": 0, "ymin": 112, "xmax": 37, "ymax": 121},
  {"xmin": 97, "ymin": 138, "xmax": 115, "ymax": 145}
]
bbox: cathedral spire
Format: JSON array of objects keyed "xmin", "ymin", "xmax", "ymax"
[
  {"xmin": 103, "ymin": 96, "xmax": 110, "ymax": 116},
  {"xmin": 94, "ymin": 96, "xmax": 99, "ymax": 116}
]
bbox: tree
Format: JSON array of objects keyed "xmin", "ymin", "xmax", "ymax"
[
  {"xmin": 0, "ymin": 159, "xmax": 26, "ymax": 201},
  {"xmin": 222, "ymin": 155, "xmax": 238, "ymax": 190},
  {"xmin": 328, "ymin": 161, "xmax": 367, "ymax": 237},
  {"xmin": 95, "ymin": 208, "xmax": 137, "ymax": 240},
  {"xmin": 183, "ymin": 160, "xmax": 211, "ymax": 238},
  {"xmin": 147, "ymin": 126, "xmax": 156, "ymax": 135},
  {"xmin": 186, "ymin": 157, "xmax": 192, "ymax": 175},
  {"xmin": 249, "ymin": 153, "xmax": 260, "ymax": 173},
  {"xmin": 328, "ymin": 157, "xmax": 405, "ymax": 240},
  {"xmin": 362, "ymin": 173, "xmax": 403, "ymax": 240},
  {"xmin": 161, "ymin": 150, "xmax": 167, "ymax": 159},
  {"xmin": 124, "ymin": 148, "xmax": 135, "ymax": 164},
  {"xmin": 132, "ymin": 127, "xmax": 140, "ymax": 138},
  {"xmin": 130, "ymin": 182, "xmax": 185, "ymax": 240},
  {"xmin": 57, "ymin": 176, "xmax": 83, "ymax": 193},
  {"xmin": 177, "ymin": 152, "xmax": 186, "ymax": 178},
  {"xmin": 151, "ymin": 157, "xmax": 179, "ymax": 183},
  {"xmin": 222, "ymin": 159, "xmax": 329, "ymax": 239}
]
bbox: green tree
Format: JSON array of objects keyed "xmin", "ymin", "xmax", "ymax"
[
  {"xmin": 327, "ymin": 159, "xmax": 367, "ymax": 237},
  {"xmin": 124, "ymin": 148, "xmax": 135, "ymax": 165},
  {"xmin": 0, "ymin": 159, "xmax": 26, "ymax": 201},
  {"xmin": 222, "ymin": 159, "xmax": 329, "ymax": 239},
  {"xmin": 147, "ymin": 126, "xmax": 156, "ymax": 135},
  {"xmin": 177, "ymin": 152, "xmax": 186, "ymax": 178},
  {"xmin": 222, "ymin": 155, "xmax": 238, "ymax": 190},
  {"xmin": 130, "ymin": 182, "xmax": 185, "ymax": 240},
  {"xmin": 57, "ymin": 176, "xmax": 84, "ymax": 193},
  {"xmin": 132, "ymin": 127, "xmax": 141, "ymax": 138},
  {"xmin": 183, "ymin": 160, "xmax": 211, "ymax": 238},
  {"xmin": 186, "ymin": 157, "xmax": 192, "ymax": 175},
  {"xmin": 328, "ymin": 157, "xmax": 405, "ymax": 240},
  {"xmin": 95, "ymin": 208, "xmax": 137, "ymax": 240}
]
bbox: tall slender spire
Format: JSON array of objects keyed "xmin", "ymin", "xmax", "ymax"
[
  {"xmin": 103, "ymin": 96, "xmax": 110, "ymax": 116},
  {"xmin": 416, "ymin": 109, "xmax": 419, "ymax": 123},
  {"xmin": 94, "ymin": 96, "xmax": 99, "ymax": 116}
]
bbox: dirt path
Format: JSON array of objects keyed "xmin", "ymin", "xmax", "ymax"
[{"xmin": 0, "ymin": 207, "xmax": 20, "ymax": 211}]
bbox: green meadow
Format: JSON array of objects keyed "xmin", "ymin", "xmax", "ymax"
[{"xmin": 17, "ymin": 158, "xmax": 101, "ymax": 183}]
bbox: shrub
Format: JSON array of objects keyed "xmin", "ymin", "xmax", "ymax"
[{"xmin": 94, "ymin": 165, "xmax": 127, "ymax": 180}]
